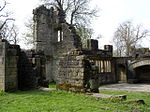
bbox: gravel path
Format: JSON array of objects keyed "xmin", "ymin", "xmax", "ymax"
[{"xmin": 100, "ymin": 83, "xmax": 150, "ymax": 92}]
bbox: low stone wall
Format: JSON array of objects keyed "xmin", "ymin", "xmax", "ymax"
[
  {"xmin": 57, "ymin": 54, "xmax": 87, "ymax": 92},
  {"xmin": 57, "ymin": 49, "xmax": 117, "ymax": 93}
]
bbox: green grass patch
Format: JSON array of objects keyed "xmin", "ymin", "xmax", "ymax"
[
  {"xmin": 0, "ymin": 89, "xmax": 149, "ymax": 112},
  {"xmin": 0, "ymin": 90, "xmax": 6, "ymax": 96},
  {"xmin": 49, "ymin": 82, "xmax": 56, "ymax": 88}
]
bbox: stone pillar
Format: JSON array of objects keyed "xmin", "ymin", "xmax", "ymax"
[
  {"xmin": 104, "ymin": 45, "xmax": 113, "ymax": 56},
  {"xmin": 104, "ymin": 45, "xmax": 113, "ymax": 52},
  {"xmin": 5, "ymin": 49, "xmax": 18, "ymax": 91},
  {"xmin": 85, "ymin": 39, "xmax": 98, "ymax": 51},
  {"xmin": 57, "ymin": 54, "xmax": 87, "ymax": 93},
  {"xmin": 0, "ymin": 40, "xmax": 18, "ymax": 91},
  {"xmin": 0, "ymin": 40, "xmax": 6, "ymax": 91}
]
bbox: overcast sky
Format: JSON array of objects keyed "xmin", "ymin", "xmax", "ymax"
[{"xmin": 6, "ymin": 0, "xmax": 150, "ymax": 48}]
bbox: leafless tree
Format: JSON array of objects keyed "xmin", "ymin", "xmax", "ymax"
[
  {"xmin": 0, "ymin": 0, "xmax": 18, "ymax": 44},
  {"xmin": 0, "ymin": 23, "xmax": 19, "ymax": 45},
  {"xmin": 113, "ymin": 21, "xmax": 149, "ymax": 57},
  {"xmin": 22, "ymin": 17, "xmax": 34, "ymax": 48},
  {"xmin": 0, "ymin": 0, "xmax": 14, "ymax": 30},
  {"xmin": 41, "ymin": 0, "xmax": 98, "ymax": 27},
  {"xmin": 76, "ymin": 25, "xmax": 94, "ymax": 41}
]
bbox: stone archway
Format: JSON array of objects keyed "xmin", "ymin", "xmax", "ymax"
[
  {"xmin": 129, "ymin": 59, "xmax": 150, "ymax": 83},
  {"xmin": 129, "ymin": 60, "xmax": 150, "ymax": 70},
  {"xmin": 134, "ymin": 65, "xmax": 150, "ymax": 83}
]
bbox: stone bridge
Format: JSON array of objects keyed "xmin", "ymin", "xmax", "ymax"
[
  {"xmin": 128, "ymin": 58, "xmax": 150, "ymax": 83},
  {"xmin": 129, "ymin": 59, "xmax": 150, "ymax": 69}
]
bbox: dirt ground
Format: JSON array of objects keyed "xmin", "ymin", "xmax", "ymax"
[{"xmin": 100, "ymin": 83, "xmax": 150, "ymax": 92}]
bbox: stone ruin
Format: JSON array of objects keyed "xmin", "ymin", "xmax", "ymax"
[
  {"xmin": 0, "ymin": 40, "xmax": 18, "ymax": 91},
  {"xmin": 1, "ymin": 5, "xmax": 150, "ymax": 92},
  {"xmin": 57, "ymin": 46, "xmax": 115, "ymax": 93},
  {"xmin": 0, "ymin": 39, "xmax": 47, "ymax": 91},
  {"xmin": 32, "ymin": 5, "xmax": 116, "ymax": 92},
  {"xmin": 33, "ymin": 5, "xmax": 82, "ymax": 82}
]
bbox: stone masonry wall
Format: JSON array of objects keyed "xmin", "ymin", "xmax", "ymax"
[
  {"xmin": 33, "ymin": 5, "xmax": 82, "ymax": 82},
  {"xmin": 57, "ymin": 53, "xmax": 88, "ymax": 93},
  {"xmin": 0, "ymin": 40, "xmax": 18, "ymax": 92},
  {"xmin": 52, "ymin": 23, "xmax": 82, "ymax": 81},
  {"xmin": 5, "ymin": 45, "xmax": 18, "ymax": 91},
  {"xmin": 0, "ymin": 40, "xmax": 6, "ymax": 91},
  {"xmin": 57, "ymin": 47, "xmax": 116, "ymax": 92},
  {"xmin": 18, "ymin": 50, "xmax": 47, "ymax": 90}
]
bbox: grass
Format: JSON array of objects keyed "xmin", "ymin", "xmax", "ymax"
[
  {"xmin": 49, "ymin": 82, "xmax": 56, "ymax": 88},
  {"xmin": 0, "ymin": 89, "xmax": 150, "ymax": 112}
]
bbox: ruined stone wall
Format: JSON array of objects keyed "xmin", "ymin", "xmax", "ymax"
[
  {"xmin": 0, "ymin": 40, "xmax": 7, "ymax": 91},
  {"xmin": 51, "ymin": 23, "xmax": 82, "ymax": 81},
  {"xmin": 88, "ymin": 57, "xmax": 116, "ymax": 84},
  {"xmin": 18, "ymin": 50, "xmax": 47, "ymax": 90},
  {"xmin": 33, "ymin": 5, "xmax": 57, "ymax": 82},
  {"xmin": 57, "ymin": 47, "xmax": 116, "ymax": 92},
  {"xmin": 33, "ymin": 5, "xmax": 58, "ymax": 54},
  {"xmin": 0, "ymin": 40, "xmax": 18, "ymax": 91},
  {"xmin": 33, "ymin": 5, "xmax": 82, "ymax": 82},
  {"xmin": 57, "ymin": 53, "xmax": 87, "ymax": 93}
]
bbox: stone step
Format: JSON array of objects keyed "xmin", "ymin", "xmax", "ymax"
[
  {"xmin": 128, "ymin": 99, "xmax": 145, "ymax": 104},
  {"xmin": 86, "ymin": 93, "xmax": 127, "ymax": 100}
]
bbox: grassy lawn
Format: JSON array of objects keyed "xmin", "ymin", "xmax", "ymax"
[
  {"xmin": 48, "ymin": 82, "xmax": 56, "ymax": 88},
  {"xmin": 0, "ymin": 89, "xmax": 150, "ymax": 112}
]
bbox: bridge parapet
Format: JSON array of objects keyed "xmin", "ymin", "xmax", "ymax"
[{"xmin": 129, "ymin": 58, "xmax": 150, "ymax": 70}]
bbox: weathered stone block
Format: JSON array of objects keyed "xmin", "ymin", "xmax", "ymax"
[
  {"xmin": 0, "ymin": 57, "xmax": 5, "ymax": 65},
  {"xmin": 0, "ymin": 77, "xmax": 4, "ymax": 83},
  {"xmin": 0, "ymin": 83, "xmax": 5, "ymax": 91},
  {"xmin": 7, "ymin": 49, "xmax": 17, "ymax": 56},
  {"xmin": 84, "ymin": 39, "xmax": 98, "ymax": 51},
  {"xmin": 0, "ymin": 69, "xmax": 5, "ymax": 75},
  {"xmin": 128, "ymin": 99, "xmax": 145, "ymax": 104}
]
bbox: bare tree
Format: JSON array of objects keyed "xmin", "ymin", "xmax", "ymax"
[
  {"xmin": 41, "ymin": 0, "xmax": 98, "ymax": 27},
  {"xmin": 113, "ymin": 21, "xmax": 149, "ymax": 57},
  {"xmin": 76, "ymin": 25, "xmax": 94, "ymax": 41},
  {"xmin": 22, "ymin": 17, "xmax": 34, "ymax": 48},
  {"xmin": 0, "ymin": 23, "xmax": 19, "ymax": 44},
  {"xmin": 0, "ymin": 0, "xmax": 14, "ymax": 31},
  {"xmin": 0, "ymin": 0, "xmax": 18, "ymax": 44},
  {"xmin": 9, "ymin": 24, "xmax": 19, "ymax": 45}
]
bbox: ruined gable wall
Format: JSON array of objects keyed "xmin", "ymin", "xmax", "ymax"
[
  {"xmin": 33, "ymin": 5, "xmax": 58, "ymax": 55},
  {"xmin": 33, "ymin": 5, "xmax": 58, "ymax": 81},
  {"xmin": 33, "ymin": 5, "xmax": 82, "ymax": 82},
  {"xmin": 51, "ymin": 23, "xmax": 82, "ymax": 81}
]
